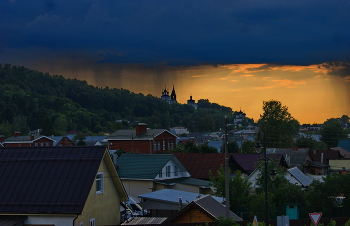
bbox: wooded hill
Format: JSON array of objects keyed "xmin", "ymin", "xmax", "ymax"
[{"xmin": 0, "ymin": 64, "xmax": 251, "ymax": 137}]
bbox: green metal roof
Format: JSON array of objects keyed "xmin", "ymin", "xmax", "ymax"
[{"xmin": 117, "ymin": 154, "xmax": 176, "ymax": 179}]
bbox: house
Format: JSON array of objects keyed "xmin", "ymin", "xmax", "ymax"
[
  {"xmin": 155, "ymin": 177, "xmax": 214, "ymax": 195},
  {"xmin": 305, "ymin": 149, "xmax": 342, "ymax": 175},
  {"xmin": 138, "ymin": 189, "xmax": 225, "ymax": 218},
  {"xmin": 329, "ymin": 159, "xmax": 350, "ymax": 174},
  {"xmin": 116, "ymin": 154, "xmax": 190, "ymax": 199},
  {"xmin": 1, "ymin": 132, "xmax": 55, "ymax": 147},
  {"xmin": 230, "ymin": 153, "xmax": 288, "ymax": 175},
  {"xmin": 53, "ymin": 136, "xmax": 75, "ymax": 146},
  {"xmin": 174, "ymin": 153, "xmax": 228, "ymax": 180},
  {"xmin": 0, "ymin": 146, "xmax": 128, "ymax": 226},
  {"xmin": 163, "ymin": 195, "xmax": 243, "ymax": 223},
  {"xmin": 285, "ymin": 167, "xmax": 312, "ymax": 188},
  {"xmin": 247, "ymin": 166, "xmax": 312, "ymax": 189},
  {"xmin": 266, "ymin": 148, "xmax": 310, "ymax": 169},
  {"xmin": 106, "ymin": 123, "xmax": 177, "ymax": 154}
]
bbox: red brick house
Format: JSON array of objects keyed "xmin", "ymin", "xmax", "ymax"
[
  {"xmin": 106, "ymin": 123, "xmax": 177, "ymax": 154},
  {"xmin": 1, "ymin": 132, "xmax": 55, "ymax": 147}
]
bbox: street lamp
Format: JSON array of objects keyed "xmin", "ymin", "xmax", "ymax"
[{"xmin": 255, "ymin": 133, "xmax": 277, "ymax": 226}]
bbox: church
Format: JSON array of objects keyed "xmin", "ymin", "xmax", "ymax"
[
  {"xmin": 161, "ymin": 86, "xmax": 197, "ymax": 109},
  {"xmin": 161, "ymin": 85, "xmax": 177, "ymax": 104}
]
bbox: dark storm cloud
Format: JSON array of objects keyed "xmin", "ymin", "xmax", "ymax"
[
  {"xmin": 318, "ymin": 62, "xmax": 350, "ymax": 78},
  {"xmin": 1, "ymin": 0, "xmax": 350, "ymax": 66}
]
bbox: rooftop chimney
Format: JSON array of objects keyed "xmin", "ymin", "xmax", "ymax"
[
  {"xmin": 14, "ymin": 132, "xmax": 21, "ymax": 137},
  {"xmin": 136, "ymin": 123, "xmax": 148, "ymax": 135}
]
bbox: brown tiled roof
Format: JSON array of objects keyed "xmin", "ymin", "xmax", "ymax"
[
  {"xmin": 174, "ymin": 153, "xmax": 225, "ymax": 180},
  {"xmin": 0, "ymin": 146, "xmax": 106, "ymax": 214}
]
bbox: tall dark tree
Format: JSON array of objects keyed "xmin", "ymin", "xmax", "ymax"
[
  {"xmin": 320, "ymin": 118, "xmax": 348, "ymax": 148},
  {"xmin": 41, "ymin": 116, "xmax": 55, "ymax": 136},
  {"xmin": 258, "ymin": 100, "xmax": 300, "ymax": 148}
]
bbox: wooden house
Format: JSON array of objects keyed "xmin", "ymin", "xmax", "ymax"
[{"xmin": 163, "ymin": 195, "xmax": 242, "ymax": 223}]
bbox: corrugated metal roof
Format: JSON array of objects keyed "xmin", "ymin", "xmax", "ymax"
[
  {"xmin": 174, "ymin": 153, "xmax": 225, "ymax": 180},
  {"xmin": 0, "ymin": 216, "xmax": 27, "ymax": 226},
  {"xmin": 155, "ymin": 177, "xmax": 211, "ymax": 187},
  {"xmin": 0, "ymin": 146, "xmax": 106, "ymax": 214},
  {"xmin": 117, "ymin": 154, "xmax": 187, "ymax": 179},
  {"xmin": 122, "ymin": 217, "xmax": 167, "ymax": 225},
  {"xmin": 194, "ymin": 195, "xmax": 242, "ymax": 221},
  {"xmin": 138, "ymin": 189, "xmax": 224, "ymax": 204},
  {"xmin": 164, "ymin": 195, "xmax": 242, "ymax": 223},
  {"xmin": 287, "ymin": 167, "xmax": 312, "ymax": 187}
]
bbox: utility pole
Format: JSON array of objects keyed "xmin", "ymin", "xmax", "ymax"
[{"xmin": 224, "ymin": 116, "xmax": 230, "ymax": 218}]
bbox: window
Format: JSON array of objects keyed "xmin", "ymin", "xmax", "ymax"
[
  {"xmin": 90, "ymin": 218, "xmax": 96, "ymax": 226},
  {"xmin": 96, "ymin": 173, "xmax": 103, "ymax": 194},
  {"xmin": 159, "ymin": 169, "xmax": 163, "ymax": 178},
  {"xmin": 163, "ymin": 140, "xmax": 165, "ymax": 150},
  {"xmin": 175, "ymin": 166, "xmax": 178, "ymax": 176},
  {"xmin": 157, "ymin": 142, "xmax": 160, "ymax": 151},
  {"xmin": 35, "ymin": 143, "xmax": 38, "ymax": 146},
  {"xmin": 166, "ymin": 166, "xmax": 171, "ymax": 177}
]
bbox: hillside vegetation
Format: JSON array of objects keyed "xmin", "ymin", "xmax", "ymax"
[{"xmin": 0, "ymin": 64, "xmax": 242, "ymax": 137}]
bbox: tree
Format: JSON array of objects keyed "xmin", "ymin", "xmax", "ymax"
[
  {"xmin": 258, "ymin": 100, "xmax": 300, "ymax": 148},
  {"xmin": 242, "ymin": 140, "xmax": 256, "ymax": 153},
  {"xmin": 41, "ymin": 116, "xmax": 55, "ymax": 136},
  {"xmin": 221, "ymin": 140, "xmax": 240, "ymax": 153},
  {"xmin": 296, "ymin": 135, "xmax": 317, "ymax": 149},
  {"xmin": 305, "ymin": 173, "xmax": 350, "ymax": 217},
  {"xmin": 320, "ymin": 118, "xmax": 347, "ymax": 148},
  {"xmin": 209, "ymin": 166, "xmax": 252, "ymax": 208}
]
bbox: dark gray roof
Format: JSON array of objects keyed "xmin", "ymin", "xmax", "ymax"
[
  {"xmin": 164, "ymin": 195, "xmax": 242, "ymax": 223},
  {"xmin": 138, "ymin": 189, "xmax": 224, "ymax": 204},
  {"xmin": 155, "ymin": 177, "xmax": 211, "ymax": 188},
  {"xmin": 287, "ymin": 167, "xmax": 312, "ymax": 187},
  {"xmin": 122, "ymin": 217, "xmax": 167, "ymax": 225},
  {"xmin": 107, "ymin": 129, "xmax": 176, "ymax": 140},
  {"xmin": 0, "ymin": 146, "xmax": 107, "ymax": 214},
  {"xmin": 266, "ymin": 148, "xmax": 310, "ymax": 168}
]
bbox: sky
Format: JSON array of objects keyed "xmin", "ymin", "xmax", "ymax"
[{"xmin": 1, "ymin": 0, "xmax": 350, "ymax": 124}]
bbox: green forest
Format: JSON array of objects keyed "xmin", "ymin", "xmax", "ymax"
[{"xmin": 0, "ymin": 64, "xmax": 251, "ymax": 137}]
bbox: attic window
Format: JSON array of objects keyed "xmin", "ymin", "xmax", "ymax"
[
  {"xmin": 166, "ymin": 166, "xmax": 171, "ymax": 177},
  {"xmin": 175, "ymin": 166, "xmax": 178, "ymax": 176},
  {"xmin": 96, "ymin": 172, "xmax": 104, "ymax": 194}
]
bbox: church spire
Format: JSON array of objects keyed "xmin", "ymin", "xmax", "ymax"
[{"xmin": 170, "ymin": 85, "xmax": 177, "ymax": 103}]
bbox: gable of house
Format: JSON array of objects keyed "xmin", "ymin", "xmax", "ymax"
[
  {"xmin": 163, "ymin": 195, "xmax": 242, "ymax": 223},
  {"xmin": 117, "ymin": 154, "xmax": 189, "ymax": 180}
]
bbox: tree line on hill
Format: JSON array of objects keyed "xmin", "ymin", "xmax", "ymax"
[{"xmin": 0, "ymin": 64, "xmax": 250, "ymax": 138}]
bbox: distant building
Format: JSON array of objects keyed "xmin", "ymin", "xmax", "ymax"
[
  {"xmin": 187, "ymin": 95, "xmax": 197, "ymax": 109},
  {"xmin": 161, "ymin": 86, "xmax": 177, "ymax": 103}
]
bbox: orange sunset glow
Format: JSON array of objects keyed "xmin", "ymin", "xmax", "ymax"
[{"xmin": 36, "ymin": 62, "xmax": 350, "ymax": 125}]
